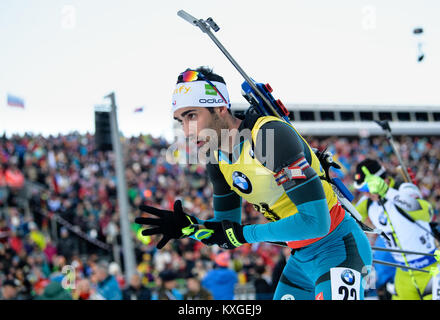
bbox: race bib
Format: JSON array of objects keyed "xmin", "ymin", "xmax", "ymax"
[{"xmin": 330, "ymin": 267, "xmax": 361, "ymax": 300}]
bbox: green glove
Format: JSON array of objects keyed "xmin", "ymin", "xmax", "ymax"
[{"xmin": 361, "ymin": 166, "xmax": 389, "ymax": 197}]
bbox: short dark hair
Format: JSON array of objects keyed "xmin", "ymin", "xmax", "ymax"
[
  {"xmin": 176, "ymin": 66, "xmax": 226, "ymax": 85},
  {"xmin": 207, "ymin": 107, "xmax": 232, "ymax": 115}
]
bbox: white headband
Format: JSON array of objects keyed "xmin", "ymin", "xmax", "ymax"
[{"xmin": 171, "ymin": 81, "xmax": 230, "ymax": 113}]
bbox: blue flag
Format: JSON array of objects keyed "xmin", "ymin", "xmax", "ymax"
[{"xmin": 134, "ymin": 106, "xmax": 143, "ymax": 113}]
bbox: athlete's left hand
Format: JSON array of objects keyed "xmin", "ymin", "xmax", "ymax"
[
  {"xmin": 201, "ymin": 220, "xmax": 247, "ymax": 250},
  {"xmin": 362, "ymin": 166, "xmax": 389, "ymax": 198},
  {"xmin": 134, "ymin": 200, "xmax": 198, "ymax": 249}
]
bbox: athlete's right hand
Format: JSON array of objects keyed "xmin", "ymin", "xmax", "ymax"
[{"xmin": 134, "ymin": 200, "xmax": 199, "ymax": 249}]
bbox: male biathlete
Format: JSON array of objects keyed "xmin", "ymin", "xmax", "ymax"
[
  {"xmin": 354, "ymin": 158, "xmax": 439, "ymax": 300},
  {"xmin": 135, "ymin": 66, "xmax": 372, "ymax": 300}
]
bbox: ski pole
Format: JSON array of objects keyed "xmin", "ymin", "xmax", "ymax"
[
  {"xmin": 374, "ymin": 120, "xmax": 412, "ymax": 183},
  {"xmin": 373, "ymin": 259, "xmax": 440, "ymax": 278},
  {"xmin": 372, "ymin": 246, "xmax": 440, "ymax": 259},
  {"xmin": 373, "ymin": 259, "xmax": 430, "ymax": 274}
]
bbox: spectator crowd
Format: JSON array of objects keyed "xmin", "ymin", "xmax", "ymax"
[{"xmin": 0, "ymin": 131, "xmax": 439, "ymax": 300}]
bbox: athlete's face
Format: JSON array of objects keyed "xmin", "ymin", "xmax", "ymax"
[{"xmin": 173, "ymin": 106, "xmax": 228, "ymax": 148}]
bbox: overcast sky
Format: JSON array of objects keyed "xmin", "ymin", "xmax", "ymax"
[{"xmin": 1, "ymin": 0, "xmax": 439, "ymax": 139}]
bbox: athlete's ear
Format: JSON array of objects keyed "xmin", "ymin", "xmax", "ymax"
[{"xmin": 217, "ymin": 106, "xmax": 229, "ymax": 116}]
